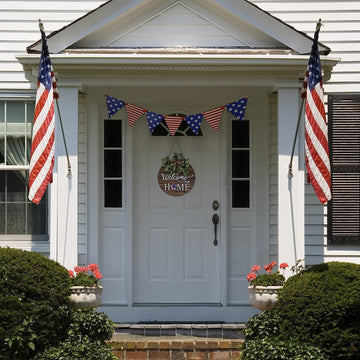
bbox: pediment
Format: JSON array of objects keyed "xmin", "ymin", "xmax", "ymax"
[{"xmin": 27, "ymin": 0, "xmax": 330, "ymax": 55}]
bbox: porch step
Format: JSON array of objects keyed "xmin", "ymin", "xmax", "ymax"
[
  {"xmin": 109, "ymin": 332, "xmax": 244, "ymax": 360},
  {"xmin": 114, "ymin": 323, "xmax": 245, "ymax": 339}
]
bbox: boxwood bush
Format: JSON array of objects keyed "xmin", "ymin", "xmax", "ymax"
[
  {"xmin": 242, "ymin": 310, "xmax": 327, "ymax": 360},
  {"xmin": 277, "ymin": 262, "xmax": 360, "ymax": 359},
  {"xmin": 34, "ymin": 310, "xmax": 116, "ymax": 360},
  {"xmin": 0, "ymin": 247, "xmax": 71, "ymax": 359}
]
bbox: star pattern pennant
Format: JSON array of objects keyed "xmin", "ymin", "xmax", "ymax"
[
  {"xmin": 105, "ymin": 95, "xmax": 125, "ymax": 117},
  {"xmin": 226, "ymin": 97, "xmax": 248, "ymax": 121},
  {"xmin": 185, "ymin": 113, "xmax": 203, "ymax": 135},
  {"xmin": 147, "ymin": 111, "xmax": 164, "ymax": 133}
]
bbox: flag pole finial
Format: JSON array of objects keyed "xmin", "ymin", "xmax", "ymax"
[
  {"xmin": 38, "ymin": 19, "xmax": 44, "ymax": 32},
  {"xmin": 316, "ymin": 19, "xmax": 323, "ymax": 31}
]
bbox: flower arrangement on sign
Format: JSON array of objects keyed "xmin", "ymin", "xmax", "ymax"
[
  {"xmin": 68, "ymin": 264, "xmax": 102, "ymax": 287},
  {"xmin": 161, "ymin": 152, "xmax": 190, "ymax": 176},
  {"xmin": 247, "ymin": 261, "xmax": 289, "ymax": 286}
]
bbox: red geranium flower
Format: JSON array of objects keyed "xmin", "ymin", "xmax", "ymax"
[
  {"xmin": 251, "ymin": 265, "xmax": 261, "ymax": 272},
  {"xmin": 247, "ymin": 272, "xmax": 257, "ymax": 282},
  {"xmin": 280, "ymin": 262, "xmax": 289, "ymax": 269}
]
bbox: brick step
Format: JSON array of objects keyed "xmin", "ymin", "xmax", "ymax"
[
  {"xmin": 114, "ymin": 323, "xmax": 245, "ymax": 339},
  {"xmin": 109, "ymin": 335, "xmax": 244, "ymax": 360}
]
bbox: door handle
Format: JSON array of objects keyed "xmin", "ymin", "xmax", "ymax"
[{"xmin": 212, "ymin": 214, "xmax": 219, "ymax": 246}]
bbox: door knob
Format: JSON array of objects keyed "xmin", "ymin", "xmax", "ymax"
[{"xmin": 212, "ymin": 213, "xmax": 219, "ymax": 246}]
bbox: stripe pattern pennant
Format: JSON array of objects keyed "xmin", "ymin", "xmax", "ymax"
[
  {"xmin": 105, "ymin": 95, "xmax": 125, "ymax": 117},
  {"xmin": 164, "ymin": 115, "xmax": 184, "ymax": 136},
  {"xmin": 185, "ymin": 113, "xmax": 203, "ymax": 135},
  {"xmin": 125, "ymin": 103, "xmax": 146, "ymax": 126},
  {"xmin": 147, "ymin": 111, "xmax": 164, "ymax": 133},
  {"xmin": 226, "ymin": 97, "xmax": 248, "ymax": 120},
  {"xmin": 203, "ymin": 106, "xmax": 225, "ymax": 132}
]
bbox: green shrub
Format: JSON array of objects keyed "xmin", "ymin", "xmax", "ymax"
[
  {"xmin": 68, "ymin": 309, "xmax": 115, "ymax": 342},
  {"xmin": 0, "ymin": 247, "xmax": 71, "ymax": 359},
  {"xmin": 34, "ymin": 309, "xmax": 116, "ymax": 360},
  {"xmin": 33, "ymin": 337, "xmax": 117, "ymax": 360},
  {"xmin": 244, "ymin": 310, "xmax": 282, "ymax": 339},
  {"xmin": 277, "ymin": 261, "xmax": 360, "ymax": 359},
  {"xmin": 241, "ymin": 337, "xmax": 328, "ymax": 360}
]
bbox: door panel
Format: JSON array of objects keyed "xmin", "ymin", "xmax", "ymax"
[{"xmin": 132, "ymin": 120, "xmax": 221, "ymax": 304}]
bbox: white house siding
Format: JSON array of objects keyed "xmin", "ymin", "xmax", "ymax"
[
  {"xmin": 0, "ymin": 0, "xmax": 105, "ymax": 91},
  {"xmin": 251, "ymin": 0, "xmax": 360, "ymax": 264}
]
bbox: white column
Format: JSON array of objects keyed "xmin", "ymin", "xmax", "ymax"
[
  {"xmin": 277, "ymin": 88, "xmax": 305, "ymax": 274},
  {"xmin": 50, "ymin": 87, "xmax": 78, "ymax": 269}
]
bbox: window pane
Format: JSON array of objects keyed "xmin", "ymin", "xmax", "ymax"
[
  {"xmin": 232, "ymin": 120, "xmax": 249, "ymax": 148},
  {"xmin": 0, "ymin": 204, "xmax": 4, "ymax": 234},
  {"xmin": 6, "ymin": 136, "xmax": 27, "ymax": 165},
  {"xmin": 104, "ymin": 150, "xmax": 122, "ymax": 177},
  {"xmin": 232, "ymin": 150, "xmax": 249, "ymax": 178},
  {"xmin": 28, "ymin": 202, "xmax": 47, "ymax": 235},
  {"xmin": 0, "ymin": 101, "xmax": 4, "ymax": 122},
  {"xmin": 104, "ymin": 120, "xmax": 122, "ymax": 147},
  {"xmin": 7, "ymin": 101, "xmax": 25, "ymax": 123},
  {"xmin": 7, "ymin": 171, "xmax": 26, "ymax": 202},
  {"xmin": 7, "ymin": 203, "xmax": 26, "ymax": 234},
  {"xmin": 232, "ymin": 180, "xmax": 250, "ymax": 208},
  {"xmin": 0, "ymin": 139, "xmax": 4, "ymax": 164},
  {"xmin": 26, "ymin": 102, "xmax": 35, "ymax": 123},
  {"xmin": 105, "ymin": 180, "xmax": 122, "ymax": 207},
  {"xmin": 0, "ymin": 171, "xmax": 4, "ymax": 201}
]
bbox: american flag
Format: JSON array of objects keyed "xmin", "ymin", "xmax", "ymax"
[
  {"xmin": 303, "ymin": 21, "xmax": 332, "ymax": 204},
  {"xmin": 28, "ymin": 29, "xmax": 57, "ymax": 204}
]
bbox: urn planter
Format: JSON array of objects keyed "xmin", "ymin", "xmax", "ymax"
[
  {"xmin": 69, "ymin": 286, "xmax": 103, "ymax": 309},
  {"xmin": 248, "ymin": 285, "xmax": 282, "ymax": 311}
]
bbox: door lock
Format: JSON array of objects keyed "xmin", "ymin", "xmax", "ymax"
[{"xmin": 212, "ymin": 200, "xmax": 220, "ymax": 211}]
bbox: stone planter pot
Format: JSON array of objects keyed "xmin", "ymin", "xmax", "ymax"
[
  {"xmin": 69, "ymin": 286, "xmax": 103, "ymax": 309},
  {"xmin": 248, "ymin": 285, "xmax": 282, "ymax": 311}
]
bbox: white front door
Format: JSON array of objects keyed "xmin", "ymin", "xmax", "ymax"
[{"xmin": 132, "ymin": 120, "xmax": 221, "ymax": 304}]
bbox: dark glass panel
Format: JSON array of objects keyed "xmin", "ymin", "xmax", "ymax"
[
  {"xmin": 0, "ymin": 171, "xmax": 4, "ymax": 201},
  {"xmin": 26, "ymin": 102, "xmax": 35, "ymax": 123},
  {"xmin": 7, "ymin": 203, "xmax": 26, "ymax": 234},
  {"xmin": 7, "ymin": 101, "xmax": 25, "ymax": 123},
  {"xmin": 0, "ymin": 204, "xmax": 4, "ymax": 234},
  {"xmin": 232, "ymin": 150, "xmax": 250, "ymax": 178},
  {"xmin": 232, "ymin": 120, "xmax": 249, "ymax": 148},
  {"xmin": 0, "ymin": 101, "xmax": 4, "ymax": 122},
  {"xmin": 104, "ymin": 120, "xmax": 122, "ymax": 147},
  {"xmin": 232, "ymin": 180, "xmax": 250, "ymax": 208},
  {"xmin": 28, "ymin": 202, "xmax": 47, "ymax": 235},
  {"xmin": 104, "ymin": 150, "xmax": 122, "ymax": 177},
  {"xmin": 0, "ymin": 139, "xmax": 4, "ymax": 164},
  {"xmin": 7, "ymin": 171, "xmax": 26, "ymax": 202},
  {"xmin": 105, "ymin": 180, "xmax": 122, "ymax": 207}
]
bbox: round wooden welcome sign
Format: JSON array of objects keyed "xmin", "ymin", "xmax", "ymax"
[
  {"xmin": 158, "ymin": 153, "xmax": 196, "ymax": 196},
  {"xmin": 158, "ymin": 165, "xmax": 195, "ymax": 196}
]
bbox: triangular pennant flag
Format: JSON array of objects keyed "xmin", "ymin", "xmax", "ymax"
[
  {"xmin": 203, "ymin": 106, "xmax": 224, "ymax": 132},
  {"xmin": 185, "ymin": 113, "xmax": 203, "ymax": 135},
  {"xmin": 105, "ymin": 95, "xmax": 125, "ymax": 117},
  {"xmin": 226, "ymin": 97, "xmax": 248, "ymax": 121},
  {"xmin": 147, "ymin": 111, "xmax": 164, "ymax": 133},
  {"xmin": 125, "ymin": 103, "xmax": 146, "ymax": 126},
  {"xmin": 164, "ymin": 115, "xmax": 183, "ymax": 136}
]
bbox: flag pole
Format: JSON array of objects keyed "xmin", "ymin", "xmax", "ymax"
[
  {"xmin": 38, "ymin": 20, "xmax": 72, "ymax": 177},
  {"xmin": 288, "ymin": 97, "xmax": 305, "ymax": 178},
  {"xmin": 288, "ymin": 19, "xmax": 322, "ymax": 179}
]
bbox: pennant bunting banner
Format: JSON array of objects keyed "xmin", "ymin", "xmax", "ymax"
[
  {"xmin": 203, "ymin": 106, "xmax": 225, "ymax": 132},
  {"xmin": 164, "ymin": 115, "xmax": 184, "ymax": 136},
  {"xmin": 125, "ymin": 103, "xmax": 146, "ymax": 126},
  {"xmin": 105, "ymin": 95, "xmax": 126, "ymax": 117},
  {"xmin": 147, "ymin": 111, "xmax": 164, "ymax": 133},
  {"xmin": 104, "ymin": 95, "xmax": 248, "ymax": 135},
  {"xmin": 226, "ymin": 97, "xmax": 248, "ymax": 121},
  {"xmin": 185, "ymin": 113, "xmax": 203, "ymax": 136}
]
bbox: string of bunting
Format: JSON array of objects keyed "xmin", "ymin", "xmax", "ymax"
[{"xmin": 105, "ymin": 95, "xmax": 248, "ymax": 135}]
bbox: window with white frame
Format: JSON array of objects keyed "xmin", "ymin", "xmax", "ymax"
[{"xmin": 0, "ymin": 100, "xmax": 47, "ymax": 238}]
